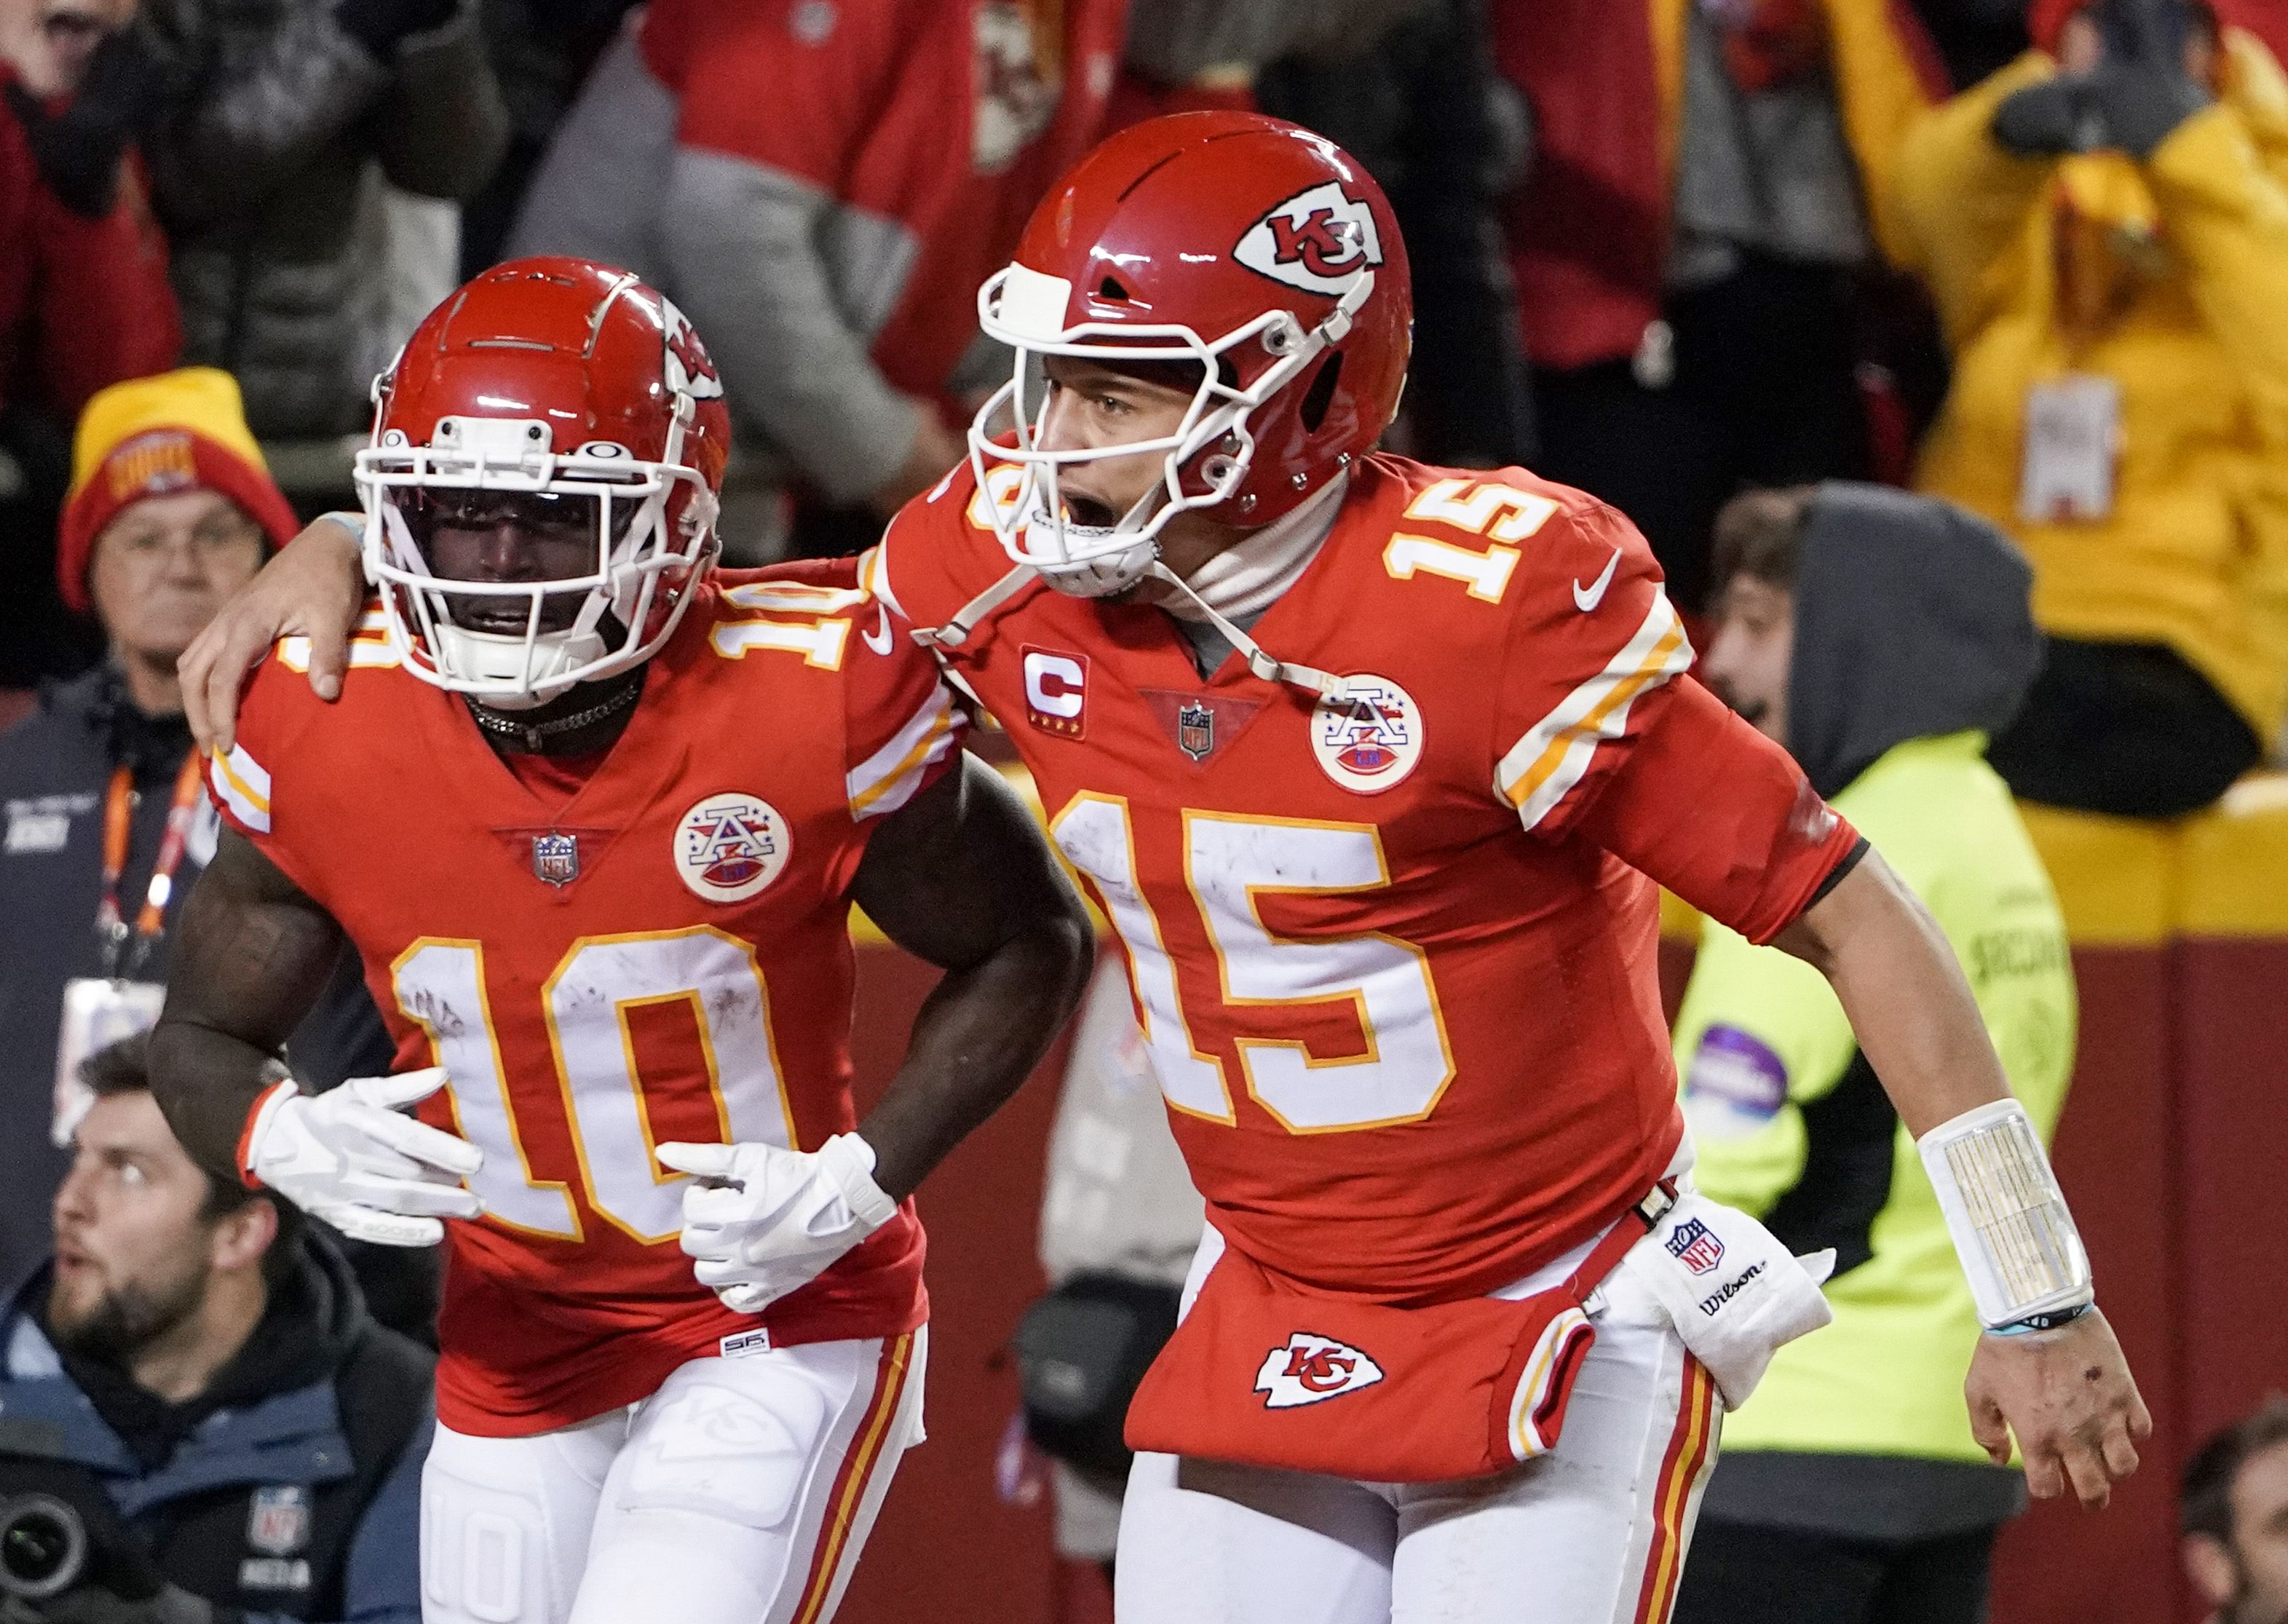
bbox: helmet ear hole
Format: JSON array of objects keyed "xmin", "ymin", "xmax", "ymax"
[
  {"xmin": 1299, "ymin": 352, "xmax": 1343, "ymax": 434},
  {"xmin": 1098, "ymin": 275, "xmax": 1131, "ymax": 301}
]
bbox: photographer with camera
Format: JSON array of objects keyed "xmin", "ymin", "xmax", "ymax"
[
  {"xmin": 1893, "ymin": 0, "xmax": 2288, "ymax": 817},
  {"xmin": 0, "ymin": 1035, "xmax": 427, "ymax": 1624}
]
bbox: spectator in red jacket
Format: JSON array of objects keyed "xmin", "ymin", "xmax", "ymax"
[
  {"xmin": 0, "ymin": 0, "xmax": 180, "ymax": 425},
  {"xmin": 1, "ymin": 0, "xmax": 183, "ymax": 690},
  {"xmin": 508, "ymin": 0, "xmax": 1127, "ymax": 558}
]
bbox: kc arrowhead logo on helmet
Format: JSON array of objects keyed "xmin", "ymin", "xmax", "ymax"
[
  {"xmin": 1235, "ymin": 181, "xmax": 1384, "ymax": 297},
  {"xmin": 662, "ymin": 301, "xmax": 725, "ymax": 400}
]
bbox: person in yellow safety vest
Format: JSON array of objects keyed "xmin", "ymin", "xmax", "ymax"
[
  {"xmin": 1892, "ymin": 0, "xmax": 2288, "ymax": 817},
  {"xmin": 1670, "ymin": 484, "xmax": 2078, "ymax": 1624}
]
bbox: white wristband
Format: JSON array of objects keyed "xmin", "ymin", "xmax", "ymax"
[{"xmin": 1918, "ymin": 1098, "xmax": 2093, "ymax": 1330}]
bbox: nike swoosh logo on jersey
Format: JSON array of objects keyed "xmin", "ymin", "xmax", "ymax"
[
  {"xmin": 861, "ymin": 603, "xmax": 895, "ymax": 656},
  {"xmin": 1572, "ymin": 547, "xmax": 1623, "ymax": 612}
]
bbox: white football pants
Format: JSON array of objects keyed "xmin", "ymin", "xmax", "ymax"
[
  {"xmin": 1116, "ymin": 1235, "xmax": 1719, "ymax": 1624},
  {"xmin": 419, "ymin": 1329, "xmax": 925, "ymax": 1624}
]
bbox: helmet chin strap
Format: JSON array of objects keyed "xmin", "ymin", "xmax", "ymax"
[
  {"xmin": 1141, "ymin": 559, "xmax": 1350, "ymax": 702},
  {"xmin": 916, "ymin": 480, "xmax": 1354, "ymax": 705},
  {"xmin": 1139, "ymin": 471, "xmax": 1352, "ymax": 701}
]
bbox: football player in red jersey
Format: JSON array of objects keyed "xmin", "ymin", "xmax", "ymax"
[
  {"xmin": 184, "ymin": 124, "xmax": 2145, "ymax": 1623},
  {"xmin": 147, "ymin": 259, "xmax": 1093, "ymax": 1624}
]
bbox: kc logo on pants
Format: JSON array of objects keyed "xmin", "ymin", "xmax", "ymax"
[
  {"xmin": 1021, "ymin": 646, "xmax": 1088, "ymax": 738},
  {"xmin": 1255, "ymin": 1333, "xmax": 1385, "ymax": 1409}
]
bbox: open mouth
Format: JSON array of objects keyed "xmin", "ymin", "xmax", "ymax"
[
  {"xmin": 443, "ymin": 593, "xmax": 586, "ymax": 637},
  {"xmin": 1062, "ymin": 494, "xmax": 1117, "ymax": 530}
]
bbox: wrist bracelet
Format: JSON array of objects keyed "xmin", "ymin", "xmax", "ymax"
[{"xmin": 1989, "ymin": 1301, "xmax": 2094, "ymax": 1336}]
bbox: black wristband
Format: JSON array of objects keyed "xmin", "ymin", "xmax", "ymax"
[
  {"xmin": 1992, "ymin": 1301, "xmax": 2094, "ymax": 1335},
  {"xmin": 1804, "ymin": 834, "xmax": 1871, "ymax": 911}
]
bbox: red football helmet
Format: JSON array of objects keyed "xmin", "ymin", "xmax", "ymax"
[
  {"xmin": 357, "ymin": 257, "xmax": 732, "ymax": 705},
  {"xmin": 967, "ymin": 111, "xmax": 1412, "ymax": 597}
]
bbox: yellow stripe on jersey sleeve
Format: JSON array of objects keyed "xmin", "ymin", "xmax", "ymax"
[
  {"xmin": 209, "ymin": 742, "xmax": 273, "ymax": 833},
  {"xmin": 847, "ymin": 684, "xmax": 964, "ymax": 821},
  {"xmin": 1495, "ymin": 591, "xmax": 1693, "ymax": 832}
]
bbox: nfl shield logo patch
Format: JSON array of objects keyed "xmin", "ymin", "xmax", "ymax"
[
  {"xmin": 1139, "ymin": 690, "xmax": 1262, "ymax": 765},
  {"xmin": 531, "ymin": 832, "xmax": 579, "ymax": 887},
  {"xmin": 1177, "ymin": 702, "xmax": 1215, "ymax": 763},
  {"xmin": 1666, "ymin": 1217, "xmax": 1726, "ymax": 1276},
  {"xmin": 248, "ymin": 1485, "xmax": 309, "ymax": 1556}
]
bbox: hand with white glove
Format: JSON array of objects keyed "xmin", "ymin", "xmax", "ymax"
[
  {"xmin": 655, "ymin": 1135, "xmax": 897, "ymax": 1315},
  {"xmin": 242, "ymin": 1068, "xmax": 483, "ymax": 1246}
]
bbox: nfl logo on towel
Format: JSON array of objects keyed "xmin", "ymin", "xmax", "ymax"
[
  {"xmin": 1666, "ymin": 1217, "xmax": 1726, "ymax": 1276},
  {"xmin": 248, "ymin": 1485, "xmax": 309, "ymax": 1556},
  {"xmin": 532, "ymin": 833, "xmax": 579, "ymax": 887}
]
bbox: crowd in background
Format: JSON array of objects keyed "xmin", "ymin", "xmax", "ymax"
[
  {"xmin": 7, "ymin": 0, "xmax": 2285, "ymax": 779},
  {"xmin": 3, "ymin": 1, "xmax": 2287, "ymax": 1622}
]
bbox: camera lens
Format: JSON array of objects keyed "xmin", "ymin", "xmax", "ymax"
[{"xmin": 0, "ymin": 1494, "xmax": 87, "ymax": 1599}]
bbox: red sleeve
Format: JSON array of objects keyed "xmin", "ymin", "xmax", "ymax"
[
  {"xmin": 866, "ymin": 464, "xmax": 1017, "ymax": 645},
  {"xmin": 31, "ymin": 153, "xmax": 181, "ymax": 420},
  {"xmin": 203, "ymin": 649, "xmax": 331, "ymax": 904},
  {"xmin": 838, "ymin": 581, "xmax": 967, "ymax": 827},
  {"xmin": 723, "ymin": 556, "xmax": 968, "ymax": 900},
  {"xmin": 1487, "ymin": 498, "xmax": 1693, "ymax": 838},
  {"xmin": 1570, "ymin": 677, "xmax": 1862, "ymax": 944},
  {"xmin": 1484, "ymin": 496, "xmax": 1856, "ymax": 943},
  {"xmin": 669, "ymin": 0, "xmax": 914, "ymax": 190}
]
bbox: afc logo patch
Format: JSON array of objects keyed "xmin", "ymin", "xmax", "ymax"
[
  {"xmin": 1234, "ymin": 181, "xmax": 1385, "ymax": 297},
  {"xmin": 1666, "ymin": 1217, "xmax": 1727, "ymax": 1277},
  {"xmin": 1254, "ymin": 1333, "xmax": 1385, "ymax": 1409},
  {"xmin": 1021, "ymin": 646, "xmax": 1088, "ymax": 739},
  {"xmin": 1310, "ymin": 674, "xmax": 1422, "ymax": 793},
  {"xmin": 673, "ymin": 793, "xmax": 791, "ymax": 903}
]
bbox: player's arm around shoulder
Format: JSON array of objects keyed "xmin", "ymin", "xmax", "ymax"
[{"xmin": 181, "ymin": 512, "xmax": 369, "ymax": 755}]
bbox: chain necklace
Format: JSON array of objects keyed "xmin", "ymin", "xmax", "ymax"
[{"xmin": 464, "ymin": 677, "xmax": 643, "ymax": 753}]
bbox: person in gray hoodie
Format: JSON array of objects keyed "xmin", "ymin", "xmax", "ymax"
[{"xmin": 1671, "ymin": 483, "xmax": 2078, "ymax": 1624}]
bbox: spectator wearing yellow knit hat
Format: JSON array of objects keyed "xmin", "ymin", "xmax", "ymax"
[
  {"xmin": 53, "ymin": 367, "xmax": 300, "ymax": 704},
  {"xmin": 0, "ymin": 367, "xmax": 389, "ymax": 1298}
]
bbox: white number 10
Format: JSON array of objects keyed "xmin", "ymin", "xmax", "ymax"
[{"xmin": 391, "ymin": 927, "xmax": 796, "ymax": 1244}]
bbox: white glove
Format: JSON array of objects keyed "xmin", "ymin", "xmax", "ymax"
[
  {"xmin": 242, "ymin": 1068, "xmax": 483, "ymax": 1247},
  {"xmin": 656, "ymin": 1134, "xmax": 897, "ymax": 1315}
]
